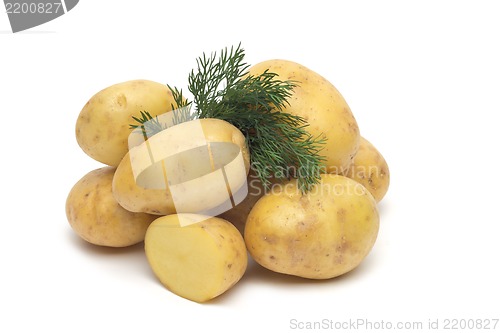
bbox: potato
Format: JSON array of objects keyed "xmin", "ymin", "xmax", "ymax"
[
  {"xmin": 345, "ymin": 137, "xmax": 390, "ymax": 202},
  {"xmin": 65, "ymin": 167, "xmax": 156, "ymax": 247},
  {"xmin": 76, "ymin": 79, "xmax": 178, "ymax": 166},
  {"xmin": 113, "ymin": 118, "xmax": 250, "ymax": 216},
  {"xmin": 244, "ymin": 174, "xmax": 379, "ymax": 279},
  {"xmin": 248, "ymin": 60, "xmax": 360, "ymax": 174},
  {"xmin": 145, "ymin": 214, "xmax": 248, "ymax": 302}
]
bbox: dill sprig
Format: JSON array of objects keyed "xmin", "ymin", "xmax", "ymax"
[{"xmin": 188, "ymin": 44, "xmax": 326, "ymax": 192}]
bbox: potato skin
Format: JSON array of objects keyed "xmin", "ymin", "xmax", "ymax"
[
  {"xmin": 145, "ymin": 214, "xmax": 248, "ymax": 303},
  {"xmin": 244, "ymin": 174, "xmax": 379, "ymax": 279},
  {"xmin": 345, "ymin": 137, "xmax": 390, "ymax": 202},
  {"xmin": 113, "ymin": 118, "xmax": 250, "ymax": 215},
  {"xmin": 248, "ymin": 60, "xmax": 360, "ymax": 174},
  {"xmin": 76, "ymin": 80, "xmax": 177, "ymax": 166},
  {"xmin": 65, "ymin": 167, "xmax": 156, "ymax": 247}
]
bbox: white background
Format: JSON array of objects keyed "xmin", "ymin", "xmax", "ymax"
[{"xmin": 1, "ymin": 1, "xmax": 499, "ymax": 332}]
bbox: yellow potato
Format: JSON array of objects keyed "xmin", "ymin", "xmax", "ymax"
[
  {"xmin": 76, "ymin": 79, "xmax": 177, "ymax": 166},
  {"xmin": 345, "ymin": 137, "xmax": 390, "ymax": 202},
  {"xmin": 65, "ymin": 167, "xmax": 156, "ymax": 247},
  {"xmin": 248, "ymin": 60, "xmax": 360, "ymax": 174},
  {"xmin": 244, "ymin": 174, "xmax": 379, "ymax": 279},
  {"xmin": 145, "ymin": 214, "xmax": 248, "ymax": 303},
  {"xmin": 112, "ymin": 118, "xmax": 250, "ymax": 216}
]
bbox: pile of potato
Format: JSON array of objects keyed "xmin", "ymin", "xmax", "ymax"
[{"xmin": 66, "ymin": 60, "xmax": 390, "ymax": 303}]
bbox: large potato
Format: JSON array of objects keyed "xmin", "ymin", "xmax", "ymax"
[
  {"xmin": 345, "ymin": 137, "xmax": 390, "ymax": 202},
  {"xmin": 65, "ymin": 167, "xmax": 156, "ymax": 247},
  {"xmin": 145, "ymin": 214, "xmax": 248, "ymax": 303},
  {"xmin": 248, "ymin": 60, "xmax": 360, "ymax": 174},
  {"xmin": 113, "ymin": 118, "xmax": 250, "ymax": 216},
  {"xmin": 244, "ymin": 174, "xmax": 379, "ymax": 279},
  {"xmin": 76, "ymin": 79, "xmax": 177, "ymax": 166}
]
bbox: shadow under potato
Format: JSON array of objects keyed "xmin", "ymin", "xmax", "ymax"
[
  {"xmin": 66, "ymin": 227, "xmax": 145, "ymax": 256},
  {"xmin": 242, "ymin": 253, "xmax": 379, "ymax": 286}
]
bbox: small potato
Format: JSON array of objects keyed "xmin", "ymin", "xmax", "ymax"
[
  {"xmin": 145, "ymin": 214, "xmax": 248, "ymax": 303},
  {"xmin": 76, "ymin": 80, "xmax": 177, "ymax": 166},
  {"xmin": 345, "ymin": 137, "xmax": 390, "ymax": 202},
  {"xmin": 113, "ymin": 118, "xmax": 250, "ymax": 215},
  {"xmin": 248, "ymin": 60, "xmax": 360, "ymax": 174},
  {"xmin": 245, "ymin": 174, "xmax": 379, "ymax": 279},
  {"xmin": 65, "ymin": 167, "xmax": 156, "ymax": 247}
]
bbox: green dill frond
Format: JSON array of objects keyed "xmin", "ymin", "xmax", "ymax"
[{"xmin": 187, "ymin": 44, "xmax": 325, "ymax": 192}]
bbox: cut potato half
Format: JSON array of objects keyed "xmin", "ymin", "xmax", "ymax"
[{"xmin": 145, "ymin": 214, "xmax": 247, "ymax": 302}]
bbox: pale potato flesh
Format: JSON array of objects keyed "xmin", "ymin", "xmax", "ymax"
[
  {"xmin": 248, "ymin": 60, "xmax": 360, "ymax": 174},
  {"xmin": 244, "ymin": 174, "xmax": 379, "ymax": 279},
  {"xmin": 345, "ymin": 137, "xmax": 390, "ymax": 202},
  {"xmin": 76, "ymin": 80, "xmax": 178, "ymax": 166},
  {"xmin": 145, "ymin": 214, "xmax": 248, "ymax": 303},
  {"xmin": 65, "ymin": 167, "xmax": 156, "ymax": 247}
]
